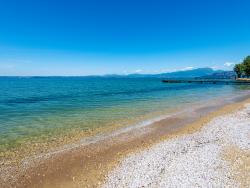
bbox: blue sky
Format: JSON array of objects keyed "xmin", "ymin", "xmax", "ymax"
[{"xmin": 0, "ymin": 0, "xmax": 249, "ymax": 76}]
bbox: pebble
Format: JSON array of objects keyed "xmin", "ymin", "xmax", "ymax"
[{"xmin": 103, "ymin": 104, "xmax": 250, "ymax": 188}]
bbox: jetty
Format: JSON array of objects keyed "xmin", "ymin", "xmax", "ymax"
[{"xmin": 162, "ymin": 79, "xmax": 250, "ymax": 85}]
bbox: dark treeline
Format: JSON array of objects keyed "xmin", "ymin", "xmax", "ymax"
[{"xmin": 234, "ymin": 56, "xmax": 250, "ymax": 78}]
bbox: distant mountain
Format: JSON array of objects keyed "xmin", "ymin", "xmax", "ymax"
[
  {"xmin": 155, "ymin": 68, "xmax": 220, "ymax": 78},
  {"xmin": 121, "ymin": 68, "xmax": 223, "ymax": 78},
  {"xmin": 104, "ymin": 68, "xmax": 233, "ymax": 79},
  {"xmin": 196, "ymin": 71, "xmax": 235, "ymax": 79}
]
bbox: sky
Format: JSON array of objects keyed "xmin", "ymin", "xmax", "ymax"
[{"xmin": 0, "ymin": 0, "xmax": 249, "ymax": 76}]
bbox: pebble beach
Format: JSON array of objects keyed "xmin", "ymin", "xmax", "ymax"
[
  {"xmin": 1, "ymin": 94, "xmax": 250, "ymax": 188},
  {"xmin": 103, "ymin": 103, "xmax": 250, "ymax": 188}
]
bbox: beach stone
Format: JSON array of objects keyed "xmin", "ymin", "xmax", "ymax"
[{"xmin": 103, "ymin": 104, "xmax": 250, "ymax": 188}]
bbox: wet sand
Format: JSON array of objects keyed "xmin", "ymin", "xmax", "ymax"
[{"xmin": 1, "ymin": 94, "xmax": 250, "ymax": 188}]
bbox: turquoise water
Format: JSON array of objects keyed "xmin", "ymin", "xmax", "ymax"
[{"xmin": 0, "ymin": 77, "xmax": 249, "ymax": 151}]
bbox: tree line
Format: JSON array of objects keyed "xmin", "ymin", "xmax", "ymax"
[{"xmin": 234, "ymin": 56, "xmax": 250, "ymax": 78}]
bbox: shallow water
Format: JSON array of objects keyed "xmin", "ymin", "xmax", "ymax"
[{"xmin": 0, "ymin": 77, "xmax": 249, "ymax": 151}]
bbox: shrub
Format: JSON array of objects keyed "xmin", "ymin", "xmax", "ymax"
[{"xmin": 243, "ymin": 56, "xmax": 250, "ymax": 77}]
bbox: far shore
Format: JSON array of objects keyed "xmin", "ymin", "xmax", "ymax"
[
  {"xmin": 1, "ymin": 93, "xmax": 250, "ymax": 188},
  {"xmin": 237, "ymin": 78, "xmax": 250, "ymax": 81}
]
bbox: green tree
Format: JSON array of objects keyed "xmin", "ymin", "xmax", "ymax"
[
  {"xmin": 234, "ymin": 63, "xmax": 244, "ymax": 78},
  {"xmin": 243, "ymin": 56, "xmax": 250, "ymax": 77}
]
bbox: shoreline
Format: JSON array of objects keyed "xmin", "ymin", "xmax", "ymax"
[
  {"xmin": 103, "ymin": 101, "xmax": 250, "ymax": 187},
  {"xmin": 1, "ymin": 93, "xmax": 250, "ymax": 187}
]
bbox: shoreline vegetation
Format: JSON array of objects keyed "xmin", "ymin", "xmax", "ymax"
[
  {"xmin": 0, "ymin": 93, "xmax": 250, "ymax": 187},
  {"xmin": 234, "ymin": 56, "xmax": 250, "ymax": 79}
]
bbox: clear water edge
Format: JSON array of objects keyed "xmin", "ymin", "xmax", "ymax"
[{"xmin": 0, "ymin": 77, "xmax": 250, "ymax": 161}]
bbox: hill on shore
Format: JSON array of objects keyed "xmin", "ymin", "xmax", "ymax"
[{"xmin": 106, "ymin": 68, "xmax": 234, "ymax": 79}]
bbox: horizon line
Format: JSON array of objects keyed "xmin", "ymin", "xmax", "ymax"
[{"xmin": 0, "ymin": 67, "xmax": 233, "ymax": 77}]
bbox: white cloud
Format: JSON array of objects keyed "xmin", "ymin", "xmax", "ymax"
[
  {"xmin": 121, "ymin": 69, "xmax": 143, "ymax": 75},
  {"xmin": 156, "ymin": 67, "xmax": 194, "ymax": 74},
  {"xmin": 210, "ymin": 66, "xmax": 220, "ymax": 70},
  {"xmin": 224, "ymin": 62, "xmax": 235, "ymax": 67},
  {"xmin": 180, "ymin": 66, "xmax": 194, "ymax": 71},
  {"xmin": 134, "ymin": 69, "xmax": 143, "ymax": 73}
]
